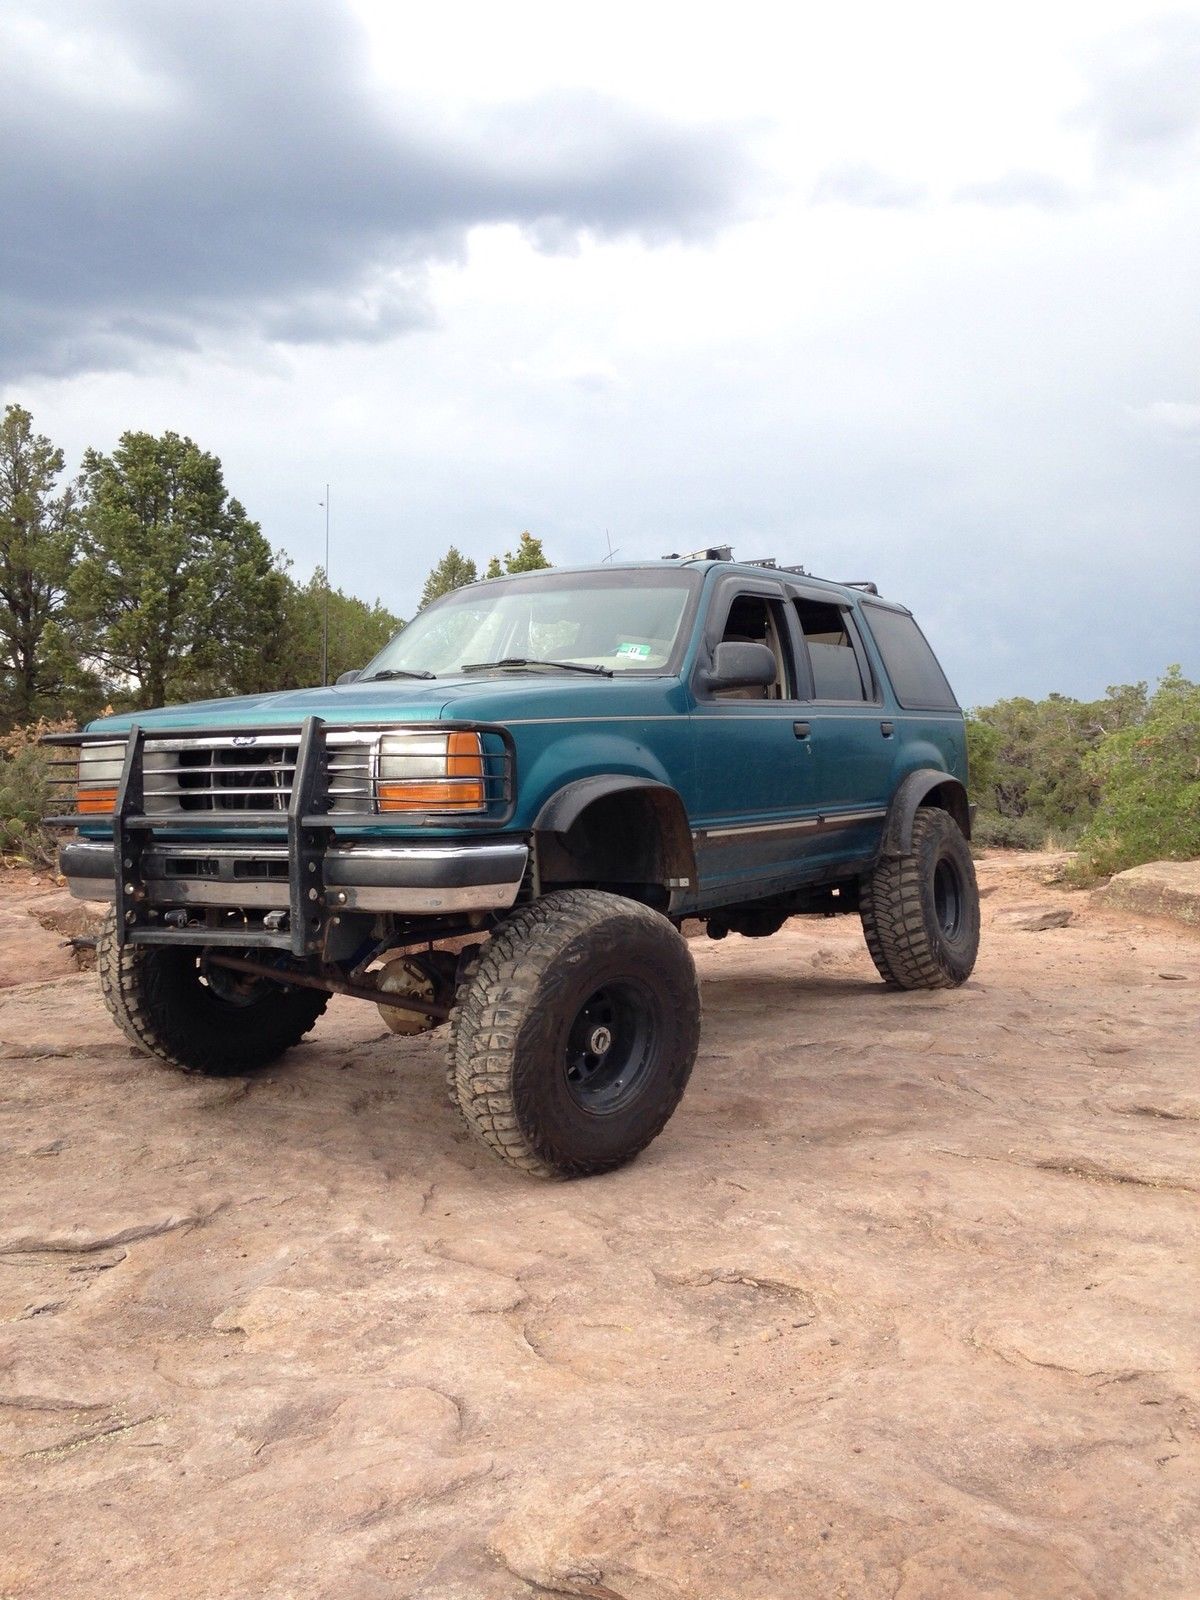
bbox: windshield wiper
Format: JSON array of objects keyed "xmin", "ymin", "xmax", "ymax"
[
  {"xmin": 460, "ymin": 657, "xmax": 613, "ymax": 678},
  {"xmin": 362, "ymin": 668, "xmax": 437, "ymax": 681}
]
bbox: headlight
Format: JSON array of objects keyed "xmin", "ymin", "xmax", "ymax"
[
  {"xmin": 376, "ymin": 731, "xmax": 486, "ymax": 813},
  {"xmin": 77, "ymin": 740, "xmax": 127, "ymax": 814}
]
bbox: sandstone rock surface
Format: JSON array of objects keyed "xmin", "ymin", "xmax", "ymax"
[
  {"xmin": 1101, "ymin": 859, "xmax": 1200, "ymax": 928},
  {"xmin": 995, "ymin": 903, "xmax": 1073, "ymax": 931},
  {"xmin": 0, "ymin": 875, "xmax": 105, "ymax": 988},
  {"xmin": 1, "ymin": 856, "xmax": 1198, "ymax": 1598}
]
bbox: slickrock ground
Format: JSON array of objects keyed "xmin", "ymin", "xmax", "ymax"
[{"xmin": 1, "ymin": 854, "xmax": 1197, "ymax": 1599}]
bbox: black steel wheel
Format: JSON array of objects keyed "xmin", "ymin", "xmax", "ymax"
[
  {"xmin": 97, "ymin": 910, "xmax": 328, "ymax": 1075},
  {"xmin": 447, "ymin": 890, "xmax": 701, "ymax": 1178},
  {"xmin": 859, "ymin": 807, "xmax": 980, "ymax": 989},
  {"xmin": 563, "ymin": 979, "xmax": 658, "ymax": 1114}
]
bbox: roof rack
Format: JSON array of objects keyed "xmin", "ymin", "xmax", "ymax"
[
  {"xmin": 745, "ymin": 557, "xmax": 811, "ymax": 576},
  {"xmin": 660, "ymin": 548, "xmax": 867, "ymax": 587},
  {"xmin": 660, "ymin": 545, "xmax": 734, "ymax": 561}
]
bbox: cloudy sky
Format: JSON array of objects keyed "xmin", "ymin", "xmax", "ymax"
[{"xmin": 2, "ymin": 0, "xmax": 1197, "ymax": 704}]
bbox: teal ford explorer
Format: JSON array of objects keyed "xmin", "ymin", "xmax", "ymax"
[{"xmin": 47, "ymin": 551, "xmax": 979, "ymax": 1178}]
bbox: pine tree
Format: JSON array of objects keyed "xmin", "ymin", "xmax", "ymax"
[
  {"xmin": 419, "ymin": 546, "xmax": 478, "ymax": 608},
  {"xmin": 481, "ymin": 532, "xmax": 552, "ymax": 578},
  {"xmin": 72, "ymin": 430, "xmax": 287, "ymax": 708},
  {"xmin": 502, "ymin": 531, "xmax": 550, "ymax": 572},
  {"xmin": 273, "ymin": 569, "xmax": 403, "ymax": 687},
  {"xmin": 0, "ymin": 405, "xmax": 79, "ymax": 723}
]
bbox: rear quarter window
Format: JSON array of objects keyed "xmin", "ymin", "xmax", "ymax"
[{"xmin": 861, "ymin": 604, "xmax": 959, "ymax": 711}]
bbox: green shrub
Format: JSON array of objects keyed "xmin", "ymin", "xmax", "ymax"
[
  {"xmin": 965, "ymin": 683, "xmax": 1147, "ymax": 839},
  {"xmin": 964, "ymin": 716, "xmax": 1000, "ymax": 804},
  {"xmin": 1071, "ymin": 667, "xmax": 1200, "ymax": 880},
  {"xmin": 971, "ymin": 811, "xmax": 1049, "ymax": 851},
  {"xmin": 0, "ymin": 719, "xmax": 72, "ymax": 867}
]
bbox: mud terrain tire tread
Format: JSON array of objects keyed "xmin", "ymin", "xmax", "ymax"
[
  {"xmin": 859, "ymin": 873, "xmax": 903, "ymax": 987},
  {"xmin": 97, "ymin": 909, "xmax": 328, "ymax": 1075},
  {"xmin": 860, "ymin": 807, "xmax": 980, "ymax": 990},
  {"xmin": 443, "ymin": 944, "xmax": 482, "ymax": 1098},
  {"xmin": 447, "ymin": 890, "xmax": 700, "ymax": 1178}
]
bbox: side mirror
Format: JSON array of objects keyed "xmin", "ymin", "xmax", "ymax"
[
  {"xmin": 705, "ymin": 641, "xmax": 777, "ymax": 692},
  {"xmin": 335, "ymin": 669, "xmax": 361, "ymax": 686}
]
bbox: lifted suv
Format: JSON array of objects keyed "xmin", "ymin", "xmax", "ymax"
[{"xmin": 48, "ymin": 554, "xmax": 979, "ymax": 1178}]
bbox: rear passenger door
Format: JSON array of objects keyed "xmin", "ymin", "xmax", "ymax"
[
  {"xmin": 689, "ymin": 577, "xmax": 819, "ymax": 898},
  {"xmin": 786, "ymin": 590, "xmax": 896, "ymax": 867},
  {"xmin": 857, "ymin": 600, "xmax": 967, "ymax": 784}
]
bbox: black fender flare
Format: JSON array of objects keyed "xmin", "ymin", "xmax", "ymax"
[
  {"xmin": 532, "ymin": 776, "xmax": 697, "ymax": 886},
  {"xmin": 880, "ymin": 769, "xmax": 972, "ymax": 857}
]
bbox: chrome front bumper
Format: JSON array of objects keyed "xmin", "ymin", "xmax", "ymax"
[{"xmin": 61, "ymin": 839, "xmax": 529, "ymax": 916}]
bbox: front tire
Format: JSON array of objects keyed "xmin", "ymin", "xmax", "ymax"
[
  {"xmin": 97, "ymin": 910, "xmax": 328, "ymax": 1075},
  {"xmin": 447, "ymin": 890, "xmax": 701, "ymax": 1178},
  {"xmin": 860, "ymin": 807, "xmax": 980, "ymax": 989}
]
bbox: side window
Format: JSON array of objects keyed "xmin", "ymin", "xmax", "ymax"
[
  {"xmin": 713, "ymin": 593, "xmax": 795, "ymax": 701},
  {"xmin": 793, "ymin": 598, "xmax": 869, "ymax": 701},
  {"xmin": 862, "ymin": 604, "xmax": 958, "ymax": 710}
]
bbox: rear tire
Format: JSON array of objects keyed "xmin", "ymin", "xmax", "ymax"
[
  {"xmin": 97, "ymin": 910, "xmax": 328, "ymax": 1075},
  {"xmin": 860, "ymin": 808, "xmax": 980, "ymax": 989},
  {"xmin": 447, "ymin": 890, "xmax": 701, "ymax": 1178}
]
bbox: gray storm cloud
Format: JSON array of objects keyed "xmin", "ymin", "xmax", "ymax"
[
  {"xmin": 1077, "ymin": 13, "xmax": 1200, "ymax": 174},
  {"xmin": 2, "ymin": 4, "xmax": 1195, "ymax": 705},
  {"xmin": 0, "ymin": 0, "xmax": 756, "ymax": 378}
]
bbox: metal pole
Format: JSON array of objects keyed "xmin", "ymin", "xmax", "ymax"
[{"xmin": 321, "ymin": 483, "xmax": 330, "ymax": 685}]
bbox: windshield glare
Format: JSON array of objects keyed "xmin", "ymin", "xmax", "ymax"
[{"xmin": 365, "ymin": 573, "xmax": 696, "ymax": 679}]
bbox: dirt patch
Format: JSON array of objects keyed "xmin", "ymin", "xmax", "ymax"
[{"xmin": 1, "ymin": 854, "xmax": 1198, "ymax": 1599}]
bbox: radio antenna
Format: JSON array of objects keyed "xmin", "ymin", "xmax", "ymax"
[{"xmin": 318, "ymin": 485, "xmax": 331, "ymax": 685}]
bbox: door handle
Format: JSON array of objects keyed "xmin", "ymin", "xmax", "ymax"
[
  {"xmin": 793, "ymin": 721, "xmax": 811, "ymax": 739},
  {"xmin": 880, "ymin": 720, "xmax": 895, "ymax": 737}
]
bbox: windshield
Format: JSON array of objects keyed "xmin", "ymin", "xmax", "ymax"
[{"xmin": 364, "ymin": 570, "xmax": 699, "ymax": 679}]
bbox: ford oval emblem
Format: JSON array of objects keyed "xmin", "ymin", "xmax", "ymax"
[{"xmin": 231, "ymin": 734, "xmax": 257, "ymax": 747}]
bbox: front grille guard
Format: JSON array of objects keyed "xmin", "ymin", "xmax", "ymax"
[{"xmin": 42, "ymin": 717, "xmax": 517, "ymax": 955}]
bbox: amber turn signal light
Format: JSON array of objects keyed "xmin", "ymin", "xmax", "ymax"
[{"xmin": 77, "ymin": 786, "xmax": 118, "ymax": 814}]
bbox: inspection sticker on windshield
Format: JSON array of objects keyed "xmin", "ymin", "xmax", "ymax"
[{"xmin": 616, "ymin": 642, "xmax": 652, "ymax": 658}]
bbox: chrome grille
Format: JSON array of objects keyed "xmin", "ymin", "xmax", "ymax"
[
  {"xmin": 142, "ymin": 733, "xmax": 374, "ymax": 816},
  {"xmin": 42, "ymin": 721, "xmax": 516, "ymax": 833}
]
